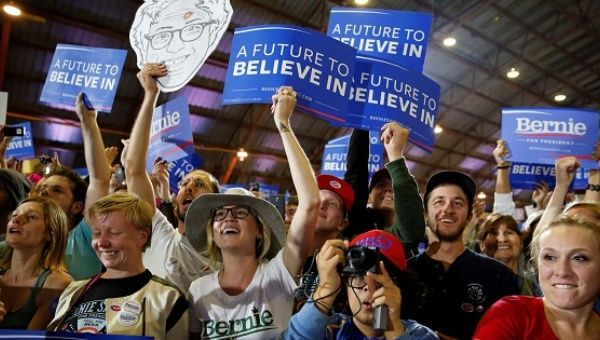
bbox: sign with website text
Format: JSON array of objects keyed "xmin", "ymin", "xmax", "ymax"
[
  {"xmin": 346, "ymin": 56, "xmax": 440, "ymax": 152},
  {"xmin": 327, "ymin": 7, "xmax": 432, "ymax": 72},
  {"xmin": 321, "ymin": 131, "xmax": 384, "ymax": 179},
  {"xmin": 5, "ymin": 122, "xmax": 35, "ymax": 160},
  {"xmin": 222, "ymin": 25, "xmax": 356, "ymax": 124},
  {"xmin": 502, "ymin": 108, "xmax": 599, "ymax": 168},
  {"xmin": 509, "ymin": 162, "xmax": 588, "ymax": 190},
  {"xmin": 40, "ymin": 44, "xmax": 127, "ymax": 112}
]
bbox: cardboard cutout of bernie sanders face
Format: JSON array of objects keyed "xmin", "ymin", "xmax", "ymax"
[{"xmin": 130, "ymin": 0, "xmax": 232, "ymax": 93}]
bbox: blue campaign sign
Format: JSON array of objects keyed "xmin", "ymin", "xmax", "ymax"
[
  {"xmin": 5, "ymin": 122, "xmax": 35, "ymax": 160},
  {"xmin": 502, "ymin": 108, "xmax": 599, "ymax": 168},
  {"xmin": 40, "ymin": 44, "xmax": 127, "ymax": 112},
  {"xmin": 509, "ymin": 162, "xmax": 588, "ymax": 190},
  {"xmin": 222, "ymin": 25, "xmax": 356, "ymax": 124},
  {"xmin": 327, "ymin": 7, "xmax": 432, "ymax": 73},
  {"xmin": 346, "ymin": 56, "xmax": 440, "ymax": 152},
  {"xmin": 167, "ymin": 152, "xmax": 203, "ymax": 194},
  {"xmin": 321, "ymin": 132, "xmax": 384, "ymax": 179},
  {"xmin": 147, "ymin": 96, "xmax": 194, "ymax": 172},
  {"xmin": 0, "ymin": 329, "xmax": 151, "ymax": 339}
]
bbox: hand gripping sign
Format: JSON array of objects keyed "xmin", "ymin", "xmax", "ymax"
[{"xmin": 130, "ymin": 0, "xmax": 233, "ymax": 93}]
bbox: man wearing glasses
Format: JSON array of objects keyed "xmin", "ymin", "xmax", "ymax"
[{"xmin": 130, "ymin": 0, "xmax": 232, "ymax": 92}]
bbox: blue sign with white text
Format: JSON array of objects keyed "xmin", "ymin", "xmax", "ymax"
[
  {"xmin": 346, "ymin": 56, "xmax": 440, "ymax": 152},
  {"xmin": 509, "ymin": 162, "xmax": 588, "ymax": 190},
  {"xmin": 327, "ymin": 7, "xmax": 432, "ymax": 72},
  {"xmin": 502, "ymin": 108, "xmax": 599, "ymax": 168},
  {"xmin": 147, "ymin": 96, "xmax": 194, "ymax": 172},
  {"xmin": 222, "ymin": 25, "xmax": 356, "ymax": 124},
  {"xmin": 40, "ymin": 44, "xmax": 127, "ymax": 112},
  {"xmin": 5, "ymin": 122, "xmax": 35, "ymax": 160},
  {"xmin": 168, "ymin": 152, "xmax": 203, "ymax": 194},
  {"xmin": 321, "ymin": 131, "xmax": 384, "ymax": 179}
]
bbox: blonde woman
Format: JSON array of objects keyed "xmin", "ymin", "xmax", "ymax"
[
  {"xmin": 0, "ymin": 197, "xmax": 72, "ymax": 329},
  {"xmin": 187, "ymin": 87, "xmax": 320, "ymax": 339},
  {"xmin": 474, "ymin": 215, "xmax": 600, "ymax": 339}
]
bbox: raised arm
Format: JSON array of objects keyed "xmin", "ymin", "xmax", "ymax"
[
  {"xmin": 537, "ymin": 156, "xmax": 579, "ymax": 230},
  {"xmin": 123, "ymin": 63, "xmax": 167, "ymax": 214},
  {"xmin": 0, "ymin": 127, "xmax": 11, "ymax": 169},
  {"xmin": 381, "ymin": 122, "xmax": 425, "ymax": 256},
  {"xmin": 492, "ymin": 139, "xmax": 515, "ymax": 215},
  {"xmin": 272, "ymin": 86, "xmax": 320, "ymax": 276},
  {"xmin": 75, "ymin": 93, "xmax": 111, "ymax": 213}
]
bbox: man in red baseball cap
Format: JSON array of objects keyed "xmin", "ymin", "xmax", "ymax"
[{"xmin": 313, "ymin": 174, "xmax": 355, "ymax": 252}]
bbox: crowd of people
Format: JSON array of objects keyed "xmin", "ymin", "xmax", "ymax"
[{"xmin": 0, "ymin": 63, "xmax": 598, "ymax": 340}]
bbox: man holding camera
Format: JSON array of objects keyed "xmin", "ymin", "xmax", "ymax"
[{"xmin": 286, "ymin": 230, "xmax": 437, "ymax": 340}]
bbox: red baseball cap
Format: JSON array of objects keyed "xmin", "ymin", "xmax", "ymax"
[
  {"xmin": 317, "ymin": 174, "xmax": 355, "ymax": 212},
  {"xmin": 349, "ymin": 230, "xmax": 407, "ymax": 271}
]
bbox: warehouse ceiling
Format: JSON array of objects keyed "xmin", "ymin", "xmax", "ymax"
[{"xmin": 1, "ymin": 0, "xmax": 599, "ymax": 205}]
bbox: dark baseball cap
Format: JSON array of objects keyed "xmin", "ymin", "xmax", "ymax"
[{"xmin": 424, "ymin": 170, "xmax": 476, "ymax": 207}]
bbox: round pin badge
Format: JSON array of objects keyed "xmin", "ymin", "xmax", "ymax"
[
  {"xmin": 118, "ymin": 311, "xmax": 139, "ymax": 327},
  {"xmin": 329, "ymin": 180, "xmax": 341, "ymax": 189},
  {"xmin": 122, "ymin": 300, "xmax": 142, "ymax": 314}
]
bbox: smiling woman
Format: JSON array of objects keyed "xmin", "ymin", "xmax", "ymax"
[{"xmin": 474, "ymin": 215, "xmax": 600, "ymax": 339}]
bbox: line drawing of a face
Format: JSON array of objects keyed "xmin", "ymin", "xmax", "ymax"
[{"xmin": 130, "ymin": 0, "xmax": 233, "ymax": 92}]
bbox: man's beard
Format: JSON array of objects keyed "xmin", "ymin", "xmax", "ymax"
[{"xmin": 434, "ymin": 221, "xmax": 466, "ymax": 242}]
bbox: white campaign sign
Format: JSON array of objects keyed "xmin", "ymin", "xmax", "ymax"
[{"xmin": 130, "ymin": 0, "xmax": 233, "ymax": 93}]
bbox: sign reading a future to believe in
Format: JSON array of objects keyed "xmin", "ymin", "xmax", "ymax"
[{"xmin": 40, "ymin": 44, "xmax": 127, "ymax": 113}]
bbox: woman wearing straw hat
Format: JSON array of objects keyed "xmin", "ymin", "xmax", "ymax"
[{"xmin": 187, "ymin": 86, "xmax": 320, "ymax": 340}]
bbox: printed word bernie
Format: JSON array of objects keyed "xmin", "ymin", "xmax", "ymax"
[{"xmin": 515, "ymin": 118, "xmax": 586, "ymax": 136}]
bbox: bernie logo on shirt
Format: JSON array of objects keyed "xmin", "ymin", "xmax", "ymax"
[{"xmin": 202, "ymin": 306, "xmax": 276, "ymax": 339}]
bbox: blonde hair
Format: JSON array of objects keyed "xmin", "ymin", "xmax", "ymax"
[
  {"xmin": 530, "ymin": 214, "xmax": 600, "ymax": 267},
  {"xmin": 563, "ymin": 201, "xmax": 600, "ymax": 221},
  {"xmin": 203, "ymin": 208, "xmax": 272, "ymax": 267},
  {"xmin": 88, "ymin": 192, "xmax": 153, "ymax": 250},
  {"xmin": 0, "ymin": 197, "xmax": 69, "ymax": 272}
]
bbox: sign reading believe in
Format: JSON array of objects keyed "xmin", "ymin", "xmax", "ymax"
[
  {"xmin": 321, "ymin": 131, "xmax": 383, "ymax": 179},
  {"xmin": 346, "ymin": 55, "xmax": 440, "ymax": 152},
  {"xmin": 502, "ymin": 108, "xmax": 599, "ymax": 168},
  {"xmin": 327, "ymin": 7, "xmax": 432, "ymax": 73},
  {"xmin": 508, "ymin": 161, "xmax": 588, "ymax": 190},
  {"xmin": 5, "ymin": 122, "xmax": 35, "ymax": 160},
  {"xmin": 222, "ymin": 25, "xmax": 356, "ymax": 124},
  {"xmin": 40, "ymin": 44, "xmax": 127, "ymax": 112}
]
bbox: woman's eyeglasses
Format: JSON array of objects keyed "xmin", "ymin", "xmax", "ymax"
[{"xmin": 212, "ymin": 205, "xmax": 251, "ymax": 221}]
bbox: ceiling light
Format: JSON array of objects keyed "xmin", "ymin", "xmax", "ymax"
[
  {"xmin": 434, "ymin": 125, "xmax": 443, "ymax": 134},
  {"xmin": 236, "ymin": 148, "xmax": 248, "ymax": 161},
  {"xmin": 3, "ymin": 3, "xmax": 22, "ymax": 16},
  {"xmin": 354, "ymin": 0, "xmax": 369, "ymax": 4},
  {"xmin": 506, "ymin": 67, "xmax": 519, "ymax": 79},
  {"xmin": 477, "ymin": 191, "xmax": 487, "ymax": 200},
  {"xmin": 442, "ymin": 37, "xmax": 456, "ymax": 47},
  {"xmin": 554, "ymin": 94, "xmax": 566, "ymax": 102}
]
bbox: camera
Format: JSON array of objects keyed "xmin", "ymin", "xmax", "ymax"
[
  {"xmin": 341, "ymin": 245, "xmax": 388, "ymax": 332},
  {"xmin": 342, "ymin": 245, "xmax": 380, "ymax": 275}
]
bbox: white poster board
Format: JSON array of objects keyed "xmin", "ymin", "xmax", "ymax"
[{"xmin": 130, "ymin": 0, "xmax": 233, "ymax": 93}]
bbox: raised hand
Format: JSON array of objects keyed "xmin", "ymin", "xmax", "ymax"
[
  {"xmin": 493, "ymin": 140, "xmax": 510, "ymax": 167},
  {"xmin": 381, "ymin": 122, "xmax": 409, "ymax": 162},
  {"xmin": 137, "ymin": 63, "xmax": 167, "ymax": 94},
  {"xmin": 271, "ymin": 86, "xmax": 297, "ymax": 129}
]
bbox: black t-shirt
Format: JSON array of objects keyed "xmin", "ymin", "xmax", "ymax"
[{"xmin": 408, "ymin": 249, "xmax": 520, "ymax": 340}]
